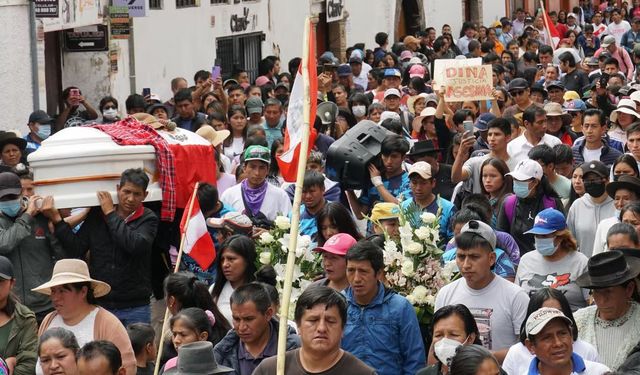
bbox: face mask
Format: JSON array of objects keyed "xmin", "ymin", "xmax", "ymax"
[
  {"xmin": 352, "ymin": 105, "xmax": 366, "ymax": 117},
  {"xmin": 496, "ymin": 28, "xmax": 503, "ymax": 36},
  {"xmin": 584, "ymin": 181, "xmax": 606, "ymax": 197},
  {"xmin": 36, "ymin": 124, "xmax": 51, "ymax": 140},
  {"xmin": 103, "ymin": 108, "xmax": 118, "ymax": 120},
  {"xmin": 513, "ymin": 180, "xmax": 532, "ymax": 199},
  {"xmin": 275, "ymin": 94, "xmax": 288, "ymax": 105},
  {"xmin": 535, "ymin": 236, "xmax": 557, "ymax": 256},
  {"xmin": 0, "ymin": 199, "xmax": 22, "ymax": 218},
  {"xmin": 434, "ymin": 337, "xmax": 465, "ymax": 366}
]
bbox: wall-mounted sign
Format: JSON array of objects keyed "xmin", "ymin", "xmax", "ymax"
[
  {"xmin": 109, "ymin": 6, "xmax": 130, "ymax": 39},
  {"xmin": 63, "ymin": 25, "xmax": 108, "ymax": 52},
  {"xmin": 35, "ymin": 0, "xmax": 59, "ymax": 18},
  {"xmin": 114, "ymin": 0, "xmax": 146, "ymax": 18},
  {"xmin": 327, "ymin": 0, "xmax": 345, "ymax": 23}
]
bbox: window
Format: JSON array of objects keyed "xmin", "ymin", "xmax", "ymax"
[
  {"xmin": 216, "ymin": 32, "xmax": 264, "ymax": 82},
  {"xmin": 211, "ymin": 0, "xmax": 229, "ymax": 4},
  {"xmin": 176, "ymin": 0, "xmax": 198, "ymax": 9},
  {"xmin": 149, "ymin": 0, "xmax": 162, "ymax": 9}
]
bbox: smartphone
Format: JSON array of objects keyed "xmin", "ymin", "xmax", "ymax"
[
  {"xmin": 142, "ymin": 88, "xmax": 151, "ymax": 97},
  {"xmin": 463, "ymin": 120, "xmax": 474, "ymax": 133},
  {"xmin": 536, "ymin": 63, "xmax": 543, "ymax": 70},
  {"xmin": 70, "ymin": 88, "xmax": 80, "ymax": 98},
  {"xmin": 212, "ymin": 66, "xmax": 221, "ymax": 81},
  {"xmin": 323, "ymin": 63, "xmax": 336, "ymax": 74}
]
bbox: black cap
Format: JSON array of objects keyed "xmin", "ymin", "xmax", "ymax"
[
  {"xmin": 547, "ymin": 81, "xmax": 566, "ymax": 91},
  {"xmin": 508, "ymin": 78, "xmax": 529, "ymax": 92},
  {"xmin": 580, "ymin": 160, "xmax": 609, "ymax": 179},
  {"xmin": 0, "ymin": 172, "xmax": 22, "ymax": 199},
  {"xmin": 0, "ymin": 256, "xmax": 14, "ymax": 280},
  {"xmin": 28, "ymin": 110, "xmax": 53, "ymax": 124}
]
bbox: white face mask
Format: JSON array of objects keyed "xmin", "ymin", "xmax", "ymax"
[
  {"xmin": 103, "ymin": 108, "xmax": 118, "ymax": 120},
  {"xmin": 434, "ymin": 336, "xmax": 467, "ymax": 366},
  {"xmin": 352, "ymin": 105, "xmax": 366, "ymax": 118}
]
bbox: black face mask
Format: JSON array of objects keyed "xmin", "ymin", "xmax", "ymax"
[
  {"xmin": 276, "ymin": 94, "xmax": 289, "ymax": 105},
  {"xmin": 584, "ymin": 180, "xmax": 606, "ymax": 197}
]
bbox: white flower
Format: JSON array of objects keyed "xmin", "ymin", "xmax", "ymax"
[
  {"xmin": 259, "ymin": 252, "xmax": 272, "ymax": 265},
  {"xmin": 442, "ymin": 261, "xmax": 458, "ymax": 280},
  {"xmin": 384, "ymin": 240, "xmax": 398, "ymax": 253},
  {"xmin": 259, "ymin": 232, "xmax": 275, "ymax": 244},
  {"xmin": 273, "ymin": 263, "xmax": 286, "ymax": 282},
  {"xmin": 406, "ymin": 294, "xmax": 417, "ymax": 305},
  {"xmin": 405, "ymin": 242, "xmax": 423, "ymax": 255},
  {"xmin": 421, "ymin": 212, "xmax": 437, "ymax": 224},
  {"xmin": 430, "ymin": 228, "xmax": 440, "ymax": 244},
  {"xmin": 411, "ymin": 285, "xmax": 428, "ymax": 301},
  {"xmin": 425, "ymin": 294, "xmax": 436, "ymax": 307},
  {"xmin": 401, "ymin": 258, "xmax": 415, "ymax": 277},
  {"xmin": 274, "ymin": 216, "xmax": 291, "ymax": 230},
  {"xmin": 297, "ymin": 235, "xmax": 311, "ymax": 251},
  {"xmin": 415, "ymin": 227, "xmax": 431, "ymax": 241}
]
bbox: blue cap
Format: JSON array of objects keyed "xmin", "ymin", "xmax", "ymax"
[
  {"xmin": 524, "ymin": 208, "xmax": 567, "ymax": 235},
  {"xmin": 384, "ymin": 68, "xmax": 402, "ymax": 78},
  {"xmin": 564, "ymin": 99, "xmax": 587, "ymax": 112},
  {"xmin": 474, "ymin": 113, "xmax": 496, "ymax": 131},
  {"xmin": 337, "ymin": 64, "xmax": 352, "ymax": 77}
]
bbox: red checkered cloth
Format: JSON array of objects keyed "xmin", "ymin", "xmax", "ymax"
[{"xmin": 90, "ymin": 117, "xmax": 176, "ymax": 221}]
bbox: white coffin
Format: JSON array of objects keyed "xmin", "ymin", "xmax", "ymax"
[{"xmin": 27, "ymin": 127, "xmax": 162, "ymax": 209}]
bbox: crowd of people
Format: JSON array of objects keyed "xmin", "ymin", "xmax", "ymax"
[{"xmin": 3, "ymin": 1, "xmax": 640, "ymax": 375}]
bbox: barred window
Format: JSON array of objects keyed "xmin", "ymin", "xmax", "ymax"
[
  {"xmin": 176, "ymin": 0, "xmax": 197, "ymax": 9},
  {"xmin": 149, "ymin": 0, "xmax": 162, "ymax": 10}
]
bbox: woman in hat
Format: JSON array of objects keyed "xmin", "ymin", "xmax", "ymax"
[
  {"xmin": 33, "ymin": 259, "xmax": 136, "ymax": 375},
  {"xmin": 502, "ymin": 288, "xmax": 599, "ymax": 375},
  {"xmin": 195, "ymin": 126, "xmax": 234, "ymax": 194},
  {"xmin": 609, "ymin": 99, "xmax": 640, "ymax": 144},
  {"xmin": 593, "ymin": 175, "xmax": 640, "ymax": 255},
  {"xmin": 38, "ymin": 328, "xmax": 79, "ymax": 375},
  {"xmin": 0, "ymin": 132, "xmax": 27, "ymax": 171},
  {"xmin": 0, "ymin": 255, "xmax": 37, "ymax": 375},
  {"xmin": 574, "ymin": 251, "xmax": 640, "ymax": 369},
  {"xmin": 516, "ymin": 208, "xmax": 589, "ymax": 311}
]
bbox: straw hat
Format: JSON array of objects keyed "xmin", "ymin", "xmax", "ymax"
[
  {"xmin": 195, "ymin": 125, "xmax": 230, "ymax": 147},
  {"xmin": 32, "ymin": 259, "xmax": 111, "ymax": 298}
]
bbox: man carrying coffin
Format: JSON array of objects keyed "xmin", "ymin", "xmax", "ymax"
[{"xmin": 41, "ymin": 168, "xmax": 158, "ymax": 326}]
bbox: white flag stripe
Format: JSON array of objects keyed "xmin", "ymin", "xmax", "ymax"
[
  {"xmin": 184, "ymin": 210, "xmax": 208, "ymax": 254},
  {"xmin": 280, "ymin": 71, "xmax": 305, "ymax": 163}
]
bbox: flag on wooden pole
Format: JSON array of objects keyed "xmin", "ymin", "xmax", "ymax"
[
  {"xmin": 540, "ymin": 1, "xmax": 560, "ymax": 49},
  {"xmin": 179, "ymin": 187, "xmax": 216, "ymax": 269}
]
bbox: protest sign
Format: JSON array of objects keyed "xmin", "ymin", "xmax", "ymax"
[
  {"xmin": 432, "ymin": 57, "xmax": 481, "ymax": 86},
  {"xmin": 441, "ymin": 64, "xmax": 493, "ymax": 102}
]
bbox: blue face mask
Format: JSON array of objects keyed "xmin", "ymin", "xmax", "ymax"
[
  {"xmin": 513, "ymin": 180, "xmax": 531, "ymax": 198},
  {"xmin": 0, "ymin": 199, "xmax": 22, "ymax": 217},
  {"xmin": 535, "ymin": 237, "xmax": 557, "ymax": 256},
  {"xmin": 36, "ymin": 124, "xmax": 51, "ymax": 140},
  {"xmin": 496, "ymin": 28, "xmax": 503, "ymax": 36}
]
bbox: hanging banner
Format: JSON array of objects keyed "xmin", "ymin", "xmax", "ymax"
[{"xmin": 442, "ymin": 64, "xmax": 494, "ymax": 102}]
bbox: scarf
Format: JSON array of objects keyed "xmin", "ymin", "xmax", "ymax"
[{"xmin": 241, "ymin": 179, "xmax": 268, "ymax": 216}]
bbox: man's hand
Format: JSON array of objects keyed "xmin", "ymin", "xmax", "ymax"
[
  {"xmin": 25, "ymin": 195, "xmax": 42, "ymax": 217},
  {"xmin": 457, "ymin": 131, "xmax": 476, "ymax": 159},
  {"xmin": 97, "ymin": 191, "xmax": 115, "ymax": 215},
  {"xmin": 368, "ymin": 163, "xmax": 381, "ymax": 177},
  {"xmin": 318, "ymin": 72, "xmax": 332, "ymax": 92}
]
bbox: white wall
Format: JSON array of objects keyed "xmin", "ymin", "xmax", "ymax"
[
  {"xmin": 482, "ymin": 0, "xmax": 507, "ymax": 26},
  {"xmin": 344, "ymin": 0, "xmax": 395, "ymax": 47},
  {"xmin": 424, "ymin": 0, "xmax": 463, "ymax": 37},
  {"xmin": 0, "ymin": 0, "xmax": 34, "ymax": 132},
  {"xmin": 61, "ymin": 50, "xmax": 112, "ymax": 113}
]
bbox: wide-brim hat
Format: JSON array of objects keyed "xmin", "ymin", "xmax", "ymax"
[
  {"xmin": 610, "ymin": 99, "xmax": 640, "ymax": 123},
  {"xmin": 0, "ymin": 132, "xmax": 26, "ymax": 152},
  {"xmin": 407, "ymin": 139, "xmax": 440, "ymax": 157},
  {"xmin": 32, "ymin": 259, "xmax": 111, "ymax": 298},
  {"xmin": 412, "ymin": 107, "xmax": 437, "ymax": 133},
  {"xmin": 606, "ymin": 175, "xmax": 640, "ymax": 199},
  {"xmin": 575, "ymin": 250, "xmax": 640, "ymax": 289},
  {"xmin": 407, "ymin": 93, "xmax": 428, "ymax": 115},
  {"xmin": 131, "ymin": 113, "xmax": 165, "ymax": 130},
  {"xmin": 196, "ymin": 125, "xmax": 230, "ymax": 148},
  {"xmin": 165, "ymin": 341, "xmax": 233, "ymax": 375}
]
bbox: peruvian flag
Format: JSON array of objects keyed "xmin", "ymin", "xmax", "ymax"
[
  {"xmin": 277, "ymin": 18, "xmax": 318, "ymax": 182},
  {"xmin": 541, "ymin": 3, "xmax": 560, "ymax": 48},
  {"xmin": 179, "ymin": 187, "xmax": 216, "ymax": 270}
]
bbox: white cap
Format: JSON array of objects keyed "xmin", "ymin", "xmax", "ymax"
[
  {"xmin": 507, "ymin": 159, "xmax": 543, "ymax": 181},
  {"xmin": 378, "ymin": 111, "xmax": 401, "ymax": 125},
  {"xmin": 408, "ymin": 161, "xmax": 432, "ymax": 180},
  {"xmin": 631, "ymin": 91, "xmax": 640, "ymax": 104},
  {"xmin": 384, "ymin": 88, "xmax": 402, "ymax": 99},
  {"xmin": 525, "ymin": 307, "xmax": 572, "ymax": 338}
]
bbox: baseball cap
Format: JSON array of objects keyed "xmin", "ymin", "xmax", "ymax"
[
  {"xmin": 0, "ymin": 172, "xmax": 22, "ymax": 199},
  {"xmin": 349, "ymin": 56, "xmax": 362, "ymax": 64},
  {"xmin": 580, "ymin": 160, "xmax": 609, "ymax": 179},
  {"xmin": 378, "ymin": 111, "xmax": 401, "ymax": 125},
  {"xmin": 313, "ymin": 233, "xmax": 357, "ymax": 256},
  {"xmin": 243, "ymin": 145, "xmax": 271, "ymax": 164},
  {"xmin": 546, "ymin": 81, "xmax": 565, "ymax": 91},
  {"xmin": 255, "ymin": 76, "xmax": 271, "ymax": 87},
  {"xmin": 337, "ymin": 64, "xmax": 352, "ymax": 77},
  {"xmin": 524, "ymin": 208, "xmax": 567, "ymax": 235},
  {"xmin": 384, "ymin": 88, "xmax": 402, "ymax": 99},
  {"xmin": 564, "ymin": 99, "xmax": 587, "ymax": 112},
  {"xmin": 0, "ymin": 256, "xmax": 13, "ymax": 280},
  {"xmin": 602, "ymin": 35, "xmax": 616, "ymax": 48},
  {"xmin": 474, "ymin": 113, "xmax": 496, "ymax": 131},
  {"xmin": 245, "ymin": 97, "xmax": 264, "ymax": 115},
  {"xmin": 408, "ymin": 161, "xmax": 432, "ymax": 180},
  {"xmin": 370, "ymin": 202, "xmax": 400, "ymax": 222},
  {"xmin": 28, "ymin": 110, "xmax": 52, "ymax": 124},
  {"xmin": 567, "ymin": 12, "xmax": 577, "ymax": 19},
  {"xmin": 460, "ymin": 220, "xmax": 496, "ymax": 250},
  {"xmin": 525, "ymin": 307, "xmax": 572, "ymax": 338},
  {"xmin": 409, "ymin": 64, "xmax": 426, "ymax": 78},
  {"xmin": 400, "ymin": 50, "xmax": 413, "ymax": 61},
  {"xmin": 384, "ymin": 68, "xmax": 402, "ymax": 78},
  {"xmin": 507, "ymin": 78, "xmax": 529, "ymax": 92},
  {"xmin": 507, "ymin": 159, "xmax": 544, "ymax": 181}
]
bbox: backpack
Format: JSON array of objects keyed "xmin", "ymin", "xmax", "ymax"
[{"xmin": 503, "ymin": 194, "xmax": 556, "ymax": 225}]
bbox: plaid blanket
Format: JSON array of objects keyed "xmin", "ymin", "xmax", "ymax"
[{"xmin": 90, "ymin": 117, "xmax": 176, "ymax": 221}]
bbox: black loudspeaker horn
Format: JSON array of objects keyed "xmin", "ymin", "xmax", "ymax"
[
  {"xmin": 325, "ymin": 120, "xmax": 393, "ymax": 190},
  {"xmin": 317, "ymin": 101, "xmax": 338, "ymax": 125}
]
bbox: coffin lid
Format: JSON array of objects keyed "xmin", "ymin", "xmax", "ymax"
[{"xmin": 27, "ymin": 127, "xmax": 155, "ymax": 163}]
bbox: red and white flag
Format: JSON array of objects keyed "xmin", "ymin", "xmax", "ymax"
[
  {"xmin": 179, "ymin": 187, "xmax": 216, "ymax": 270},
  {"xmin": 541, "ymin": 2, "xmax": 560, "ymax": 49},
  {"xmin": 277, "ymin": 18, "xmax": 318, "ymax": 182}
]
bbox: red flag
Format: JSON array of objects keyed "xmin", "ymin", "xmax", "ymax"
[
  {"xmin": 179, "ymin": 189, "xmax": 216, "ymax": 269},
  {"xmin": 277, "ymin": 19, "xmax": 318, "ymax": 182},
  {"xmin": 541, "ymin": 3, "xmax": 560, "ymax": 49}
]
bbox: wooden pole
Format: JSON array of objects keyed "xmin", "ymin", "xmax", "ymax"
[
  {"xmin": 152, "ymin": 182, "xmax": 200, "ymax": 375},
  {"xmin": 276, "ymin": 17, "xmax": 313, "ymax": 375},
  {"xmin": 539, "ymin": 0, "xmax": 555, "ymax": 51}
]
